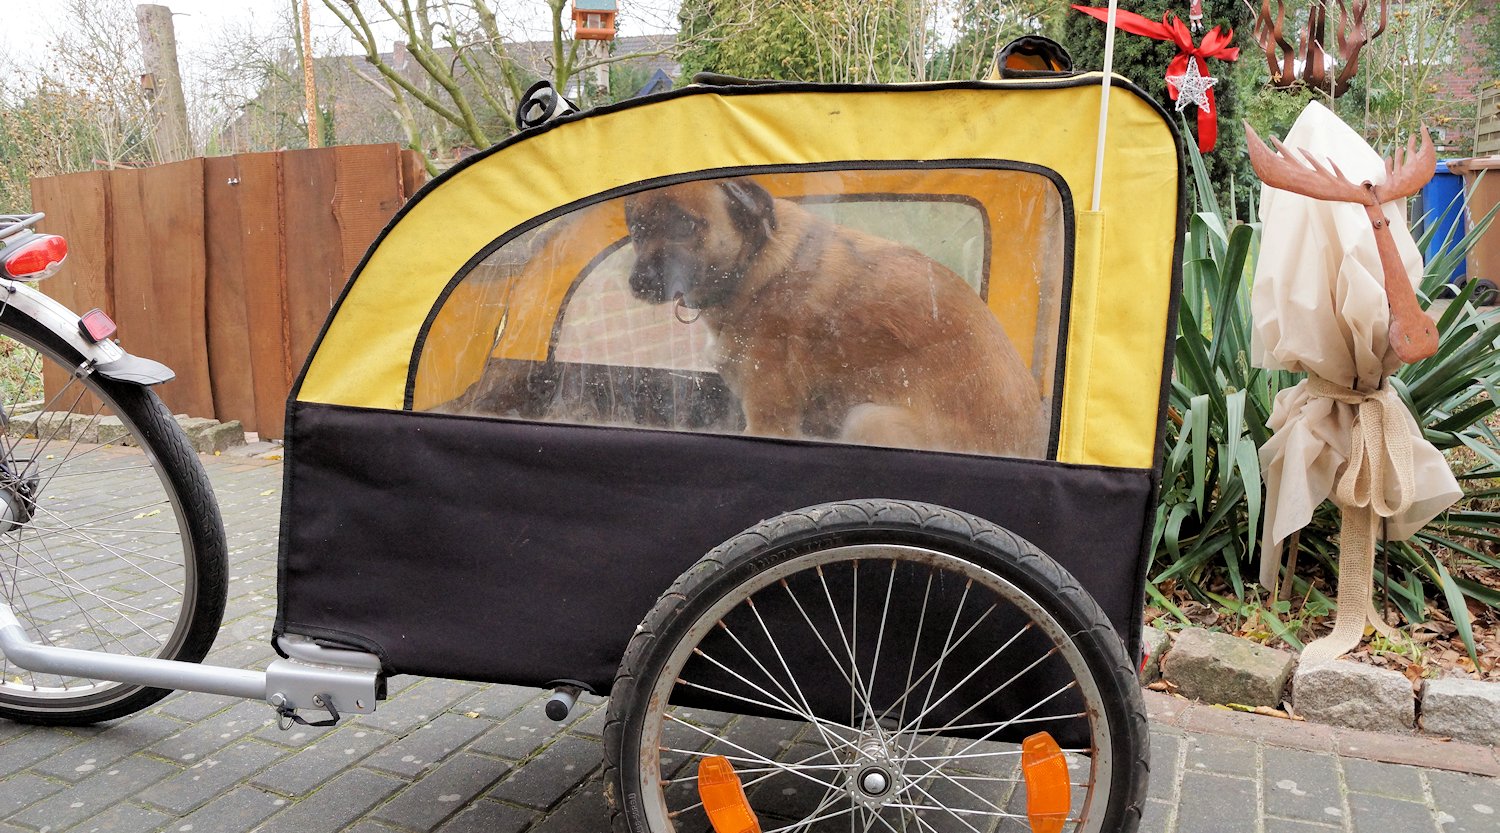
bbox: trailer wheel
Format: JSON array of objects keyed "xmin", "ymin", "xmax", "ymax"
[
  {"xmin": 0, "ymin": 312, "xmax": 227, "ymax": 725},
  {"xmin": 605, "ymin": 499, "xmax": 1148, "ymax": 833}
]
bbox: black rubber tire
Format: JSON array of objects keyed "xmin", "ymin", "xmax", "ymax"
[
  {"xmin": 0, "ymin": 311, "xmax": 227, "ymax": 725},
  {"xmin": 1474, "ymin": 279, "xmax": 1499, "ymax": 307},
  {"xmin": 604, "ymin": 499, "xmax": 1149, "ymax": 833}
]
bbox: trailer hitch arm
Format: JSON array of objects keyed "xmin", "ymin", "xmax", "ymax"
[{"xmin": 0, "ymin": 604, "xmax": 381, "ymax": 725}]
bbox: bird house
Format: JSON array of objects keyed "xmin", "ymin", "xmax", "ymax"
[{"xmin": 573, "ymin": 0, "xmax": 617, "ymax": 41}]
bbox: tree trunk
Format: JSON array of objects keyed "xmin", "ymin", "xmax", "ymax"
[{"xmin": 135, "ymin": 3, "xmax": 193, "ymax": 162}]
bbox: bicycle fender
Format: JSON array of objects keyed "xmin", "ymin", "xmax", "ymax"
[{"xmin": 0, "ymin": 280, "xmax": 175, "ymax": 386}]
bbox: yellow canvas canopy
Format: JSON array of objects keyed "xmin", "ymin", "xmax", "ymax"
[{"xmin": 293, "ymin": 75, "xmax": 1182, "ymax": 470}]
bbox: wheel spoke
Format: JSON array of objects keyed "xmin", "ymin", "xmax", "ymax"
[
  {"xmin": 0, "ymin": 323, "xmax": 212, "ymax": 714},
  {"xmin": 629, "ymin": 535, "xmax": 1133, "ymax": 833},
  {"xmin": 664, "ymin": 714, "xmax": 845, "ymax": 792}
]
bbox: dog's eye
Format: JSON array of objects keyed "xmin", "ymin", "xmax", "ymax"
[{"xmin": 665, "ymin": 215, "xmax": 703, "ymax": 240}]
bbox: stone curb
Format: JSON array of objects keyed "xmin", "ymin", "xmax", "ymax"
[
  {"xmin": 1146, "ymin": 626, "xmax": 1500, "ymax": 747},
  {"xmin": 1144, "ymin": 689, "xmax": 1500, "ymax": 777},
  {"xmin": 3, "ymin": 409, "xmax": 258, "ymax": 456}
]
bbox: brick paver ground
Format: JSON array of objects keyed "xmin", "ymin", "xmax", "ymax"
[{"xmin": 1, "ymin": 451, "xmax": 1497, "ymax": 832}]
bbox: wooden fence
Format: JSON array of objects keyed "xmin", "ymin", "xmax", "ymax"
[
  {"xmin": 1478, "ymin": 86, "xmax": 1500, "ymax": 157},
  {"xmin": 31, "ymin": 144, "xmax": 425, "ymax": 439}
]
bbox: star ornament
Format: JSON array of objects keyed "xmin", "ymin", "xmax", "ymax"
[{"xmin": 1166, "ymin": 60, "xmax": 1217, "ymax": 114}]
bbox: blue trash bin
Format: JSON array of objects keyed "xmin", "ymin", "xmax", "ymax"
[{"xmin": 1421, "ymin": 159, "xmax": 1467, "ymax": 282}]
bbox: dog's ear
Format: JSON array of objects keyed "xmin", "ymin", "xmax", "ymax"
[{"xmin": 719, "ymin": 179, "xmax": 777, "ymax": 243}]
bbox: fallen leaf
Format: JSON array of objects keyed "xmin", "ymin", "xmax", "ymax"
[{"xmin": 260, "ymin": 489, "xmax": 275, "ymax": 496}]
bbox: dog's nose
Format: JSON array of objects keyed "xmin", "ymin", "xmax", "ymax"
[{"xmin": 628, "ymin": 263, "xmax": 665, "ymax": 303}]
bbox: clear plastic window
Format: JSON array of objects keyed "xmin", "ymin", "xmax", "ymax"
[{"xmin": 414, "ymin": 168, "xmax": 1067, "ymax": 459}]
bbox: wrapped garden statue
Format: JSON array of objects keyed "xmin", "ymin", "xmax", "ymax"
[{"xmin": 1249, "ymin": 102, "xmax": 1462, "ymax": 665}]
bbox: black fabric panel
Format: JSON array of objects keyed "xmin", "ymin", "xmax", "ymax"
[{"xmin": 275, "ymin": 403, "xmax": 1154, "ymax": 694}]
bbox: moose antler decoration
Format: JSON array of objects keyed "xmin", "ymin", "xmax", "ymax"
[
  {"xmin": 1244, "ymin": 121, "xmax": 1438, "ymax": 363},
  {"xmin": 1254, "ymin": 0, "xmax": 1387, "ymax": 97}
]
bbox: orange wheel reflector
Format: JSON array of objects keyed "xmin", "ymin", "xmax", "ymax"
[
  {"xmin": 697, "ymin": 755, "xmax": 762, "ymax": 833},
  {"xmin": 1021, "ymin": 731, "xmax": 1071, "ymax": 833}
]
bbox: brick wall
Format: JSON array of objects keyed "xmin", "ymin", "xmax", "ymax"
[{"xmin": 1435, "ymin": 5, "xmax": 1496, "ymax": 153}]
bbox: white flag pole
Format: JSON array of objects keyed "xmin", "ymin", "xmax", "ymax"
[{"xmin": 1091, "ymin": 0, "xmax": 1121, "ymax": 212}]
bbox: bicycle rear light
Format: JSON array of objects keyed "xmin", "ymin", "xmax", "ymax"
[
  {"xmin": 698, "ymin": 755, "xmax": 761, "ymax": 833},
  {"xmin": 1021, "ymin": 731, "xmax": 1070, "ymax": 833},
  {"xmin": 2, "ymin": 234, "xmax": 68, "ymax": 281},
  {"xmin": 79, "ymin": 308, "xmax": 117, "ymax": 343}
]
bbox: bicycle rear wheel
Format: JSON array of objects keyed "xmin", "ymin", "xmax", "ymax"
[
  {"xmin": 605, "ymin": 499, "xmax": 1148, "ymax": 833},
  {"xmin": 0, "ymin": 311, "xmax": 227, "ymax": 724}
]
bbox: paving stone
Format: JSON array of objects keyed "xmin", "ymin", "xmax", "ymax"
[
  {"xmin": 714, "ymin": 714, "xmax": 804, "ymax": 764},
  {"xmin": 1263, "ymin": 748, "xmax": 1344, "ymax": 822},
  {"xmin": 568, "ymin": 703, "xmax": 606, "ymax": 739},
  {"xmin": 1141, "ymin": 625, "xmax": 1171, "ymax": 684},
  {"xmin": 471, "ymin": 705, "xmax": 573, "ymax": 761},
  {"xmin": 1348, "ymin": 792, "xmax": 1437, "ymax": 833},
  {"xmin": 354, "ymin": 678, "xmax": 483, "ymax": 736},
  {"xmin": 669, "ymin": 706, "xmax": 735, "ymax": 729},
  {"xmin": 12, "ymin": 753, "xmax": 177, "ymax": 830},
  {"xmin": 1163, "ymin": 628, "xmax": 1296, "ymax": 707},
  {"xmin": 371, "ymin": 752, "xmax": 511, "ymax": 830},
  {"xmin": 170, "ymin": 785, "xmax": 286, "ymax": 833},
  {"xmin": 365, "ymin": 712, "xmax": 490, "ymax": 778},
  {"xmin": 1419, "ymin": 678, "xmax": 1500, "ymax": 746},
  {"xmin": 1175, "ymin": 771, "xmax": 1257, "ymax": 833},
  {"xmin": 1264, "ymin": 819, "xmax": 1341, "ymax": 832},
  {"xmin": 0, "ymin": 729, "xmax": 81, "ymax": 777},
  {"xmin": 0, "ymin": 773, "xmax": 64, "ymax": 816},
  {"xmin": 249, "ymin": 725, "xmax": 394, "ymax": 797},
  {"xmin": 1342, "ymin": 758, "xmax": 1425, "ymax": 802},
  {"xmin": 154, "ymin": 690, "xmax": 233, "ymax": 723},
  {"xmin": 523, "ymin": 779, "xmax": 609, "ymax": 833},
  {"xmin": 137, "ymin": 739, "xmax": 284, "ymax": 814},
  {"xmin": 1293, "ymin": 661, "xmax": 1415, "ymax": 732},
  {"xmin": 1425, "ymin": 769, "xmax": 1500, "ymax": 833},
  {"xmin": 147, "ymin": 698, "xmax": 275, "ymax": 762},
  {"xmin": 485, "ymin": 735, "xmax": 602, "ymax": 810},
  {"xmin": 251, "ymin": 719, "xmax": 338, "ymax": 750},
  {"xmin": 255, "ymin": 768, "xmax": 405, "ymax": 833},
  {"xmin": 33, "ymin": 713, "xmax": 186, "ymax": 782},
  {"xmin": 454, "ymin": 684, "xmax": 539, "ymax": 721},
  {"xmin": 344, "ymin": 823, "xmax": 404, "ymax": 833},
  {"xmin": 1185, "ymin": 734, "xmax": 1258, "ymax": 778},
  {"xmin": 1140, "ymin": 798, "xmax": 1172, "ymax": 833},
  {"xmin": 66, "ymin": 802, "xmax": 172, "ymax": 833},
  {"xmin": 436, "ymin": 799, "xmax": 538, "ymax": 833},
  {"xmin": 1147, "ymin": 731, "xmax": 1181, "ymax": 802}
]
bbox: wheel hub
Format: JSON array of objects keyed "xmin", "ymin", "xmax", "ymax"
[
  {"xmin": 858, "ymin": 766, "xmax": 891, "ymax": 796},
  {"xmin": 0, "ymin": 472, "xmax": 38, "ymax": 534},
  {"xmin": 848, "ymin": 738, "xmax": 902, "ymax": 808}
]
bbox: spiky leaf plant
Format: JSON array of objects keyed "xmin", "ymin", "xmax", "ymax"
[{"xmin": 1152, "ymin": 137, "xmax": 1500, "ymax": 663}]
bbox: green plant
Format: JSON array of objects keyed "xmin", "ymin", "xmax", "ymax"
[{"xmin": 1151, "ymin": 133, "xmax": 1500, "ymax": 664}]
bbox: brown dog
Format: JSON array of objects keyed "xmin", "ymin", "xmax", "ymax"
[{"xmin": 623, "ymin": 178, "xmax": 1047, "ymax": 457}]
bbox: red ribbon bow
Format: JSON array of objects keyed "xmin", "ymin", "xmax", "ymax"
[{"xmin": 1072, "ymin": 5, "xmax": 1240, "ymax": 152}]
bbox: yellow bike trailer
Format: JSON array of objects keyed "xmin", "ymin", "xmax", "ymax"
[{"xmin": 274, "ymin": 72, "xmax": 1185, "ymax": 832}]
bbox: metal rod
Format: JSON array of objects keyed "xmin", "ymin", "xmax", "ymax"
[
  {"xmin": 1091, "ymin": 0, "xmax": 1121, "ymax": 213},
  {"xmin": 0, "ymin": 605, "xmax": 266, "ymax": 701}
]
